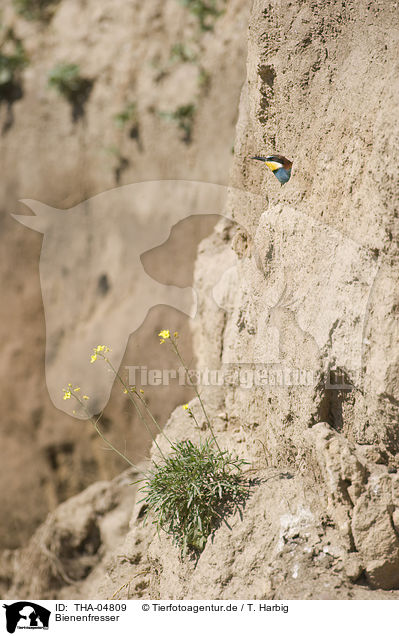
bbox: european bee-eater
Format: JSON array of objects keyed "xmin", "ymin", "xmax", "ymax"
[{"xmin": 251, "ymin": 154, "xmax": 293, "ymax": 185}]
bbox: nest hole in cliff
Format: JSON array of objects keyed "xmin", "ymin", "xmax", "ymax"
[
  {"xmin": 257, "ymin": 64, "xmax": 276, "ymax": 124},
  {"xmin": 258, "ymin": 64, "xmax": 276, "ymax": 88},
  {"xmin": 316, "ymin": 368, "xmax": 355, "ymax": 433}
]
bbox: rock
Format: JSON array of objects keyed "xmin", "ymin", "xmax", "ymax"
[
  {"xmin": 3, "ymin": 468, "xmax": 142, "ymax": 599},
  {"xmin": 352, "ymin": 473, "xmax": 399, "ymax": 589},
  {"xmin": 343, "ymin": 554, "xmax": 363, "ymax": 582},
  {"xmin": 306, "ymin": 423, "xmax": 367, "ymax": 546}
]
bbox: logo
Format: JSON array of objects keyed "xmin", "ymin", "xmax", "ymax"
[
  {"xmin": 12, "ymin": 180, "xmax": 229, "ymax": 416},
  {"xmin": 3, "ymin": 603, "xmax": 50, "ymax": 633}
]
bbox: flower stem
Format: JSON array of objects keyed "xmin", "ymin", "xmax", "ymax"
[
  {"xmin": 103, "ymin": 357, "xmax": 169, "ymax": 460},
  {"xmin": 92, "ymin": 415, "xmax": 140, "ymax": 471},
  {"xmin": 170, "ymin": 338, "xmax": 222, "ymax": 453},
  {"xmin": 75, "ymin": 397, "xmax": 141, "ymax": 471}
]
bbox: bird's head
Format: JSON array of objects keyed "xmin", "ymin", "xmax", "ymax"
[{"xmin": 251, "ymin": 153, "xmax": 293, "ymax": 184}]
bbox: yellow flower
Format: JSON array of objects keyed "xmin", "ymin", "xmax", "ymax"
[
  {"xmin": 139, "ymin": 389, "xmax": 144, "ymax": 394},
  {"xmin": 158, "ymin": 329, "xmax": 170, "ymax": 339},
  {"xmin": 94, "ymin": 345, "xmax": 111, "ymax": 353},
  {"xmin": 91, "ymin": 345, "xmax": 111, "ymax": 361},
  {"xmin": 159, "ymin": 339, "xmax": 165, "ymax": 344},
  {"xmin": 182, "ymin": 404, "xmax": 189, "ymax": 411},
  {"xmin": 63, "ymin": 390, "xmax": 71, "ymax": 400},
  {"xmin": 123, "ymin": 389, "xmax": 128, "ymax": 394},
  {"xmin": 174, "ymin": 331, "xmax": 179, "ymax": 338},
  {"xmin": 83, "ymin": 395, "xmax": 90, "ymax": 400},
  {"xmin": 74, "ymin": 387, "xmax": 80, "ymax": 392}
]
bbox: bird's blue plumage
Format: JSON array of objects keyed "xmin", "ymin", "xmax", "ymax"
[{"xmin": 273, "ymin": 167, "xmax": 291, "ymax": 184}]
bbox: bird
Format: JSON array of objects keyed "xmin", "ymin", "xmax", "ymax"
[{"xmin": 251, "ymin": 153, "xmax": 293, "ymax": 185}]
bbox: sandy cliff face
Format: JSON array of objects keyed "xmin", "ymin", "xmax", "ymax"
[
  {"xmin": 188, "ymin": 0, "xmax": 399, "ymax": 596},
  {"xmin": 106, "ymin": 0, "xmax": 399, "ymax": 599},
  {"xmin": 4, "ymin": 0, "xmax": 399, "ymax": 599}
]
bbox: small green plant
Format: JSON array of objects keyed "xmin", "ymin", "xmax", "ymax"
[
  {"xmin": 0, "ymin": 28, "xmax": 27, "ymax": 99},
  {"xmin": 159, "ymin": 103, "xmax": 196, "ymax": 144},
  {"xmin": 169, "ymin": 42, "xmax": 197, "ymax": 64},
  {"xmin": 48, "ymin": 63, "xmax": 93, "ymax": 121},
  {"xmin": 63, "ymin": 333, "xmax": 250, "ymax": 554},
  {"xmin": 48, "ymin": 63, "xmax": 86, "ymax": 99},
  {"xmin": 177, "ymin": 0, "xmax": 225, "ymax": 32},
  {"xmin": 141, "ymin": 438, "xmax": 248, "ymax": 551},
  {"xmin": 13, "ymin": 0, "xmax": 59, "ymax": 21},
  {"xmin": 197, "ymin": 66, "xmax": 210, "ymax": 93},
  {"xmin": 113, "ymin": 101, "xmax": 137, "ymax": 129}
]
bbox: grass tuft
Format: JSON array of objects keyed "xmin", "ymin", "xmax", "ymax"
[{"xmin": 139, "ymin": 438, "xmax": 249, "ymax": 553}]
